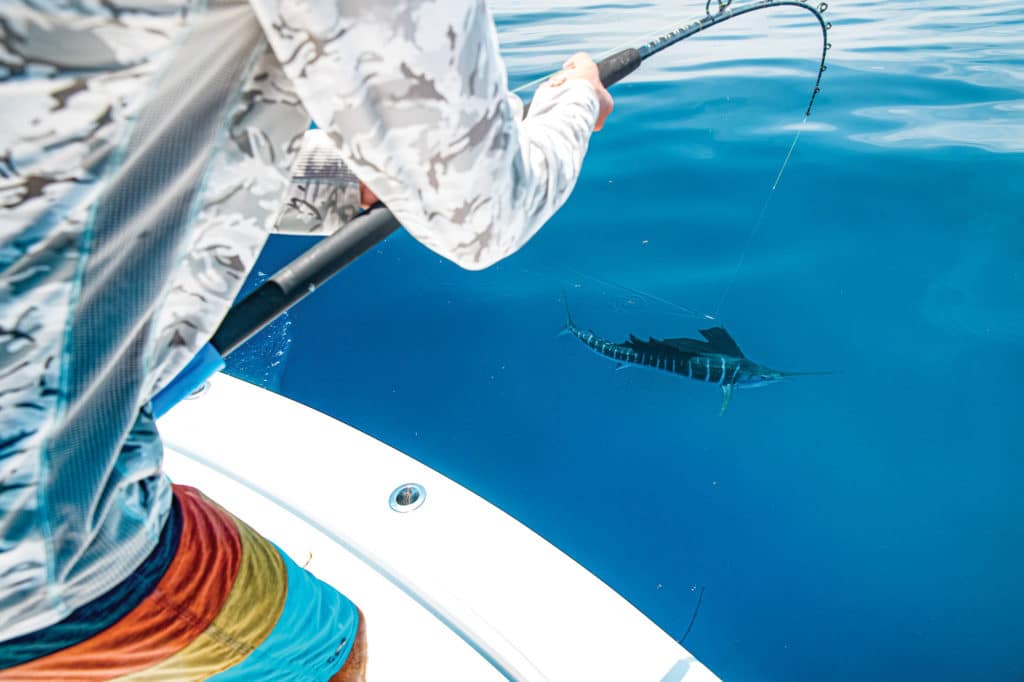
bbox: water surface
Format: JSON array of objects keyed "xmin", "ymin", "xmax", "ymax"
[{"xmin": 230, "ymin": 2, "xmax": 1024, "ymax": 679}]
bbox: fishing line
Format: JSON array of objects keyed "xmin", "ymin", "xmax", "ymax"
[
  {"xmin": 713, "ymin": 117, "xmax": 808, "ymax": 317},
  {"xmin": 517, "ymin": 0, "xmax": 833, "ymax": 325},
  {"xmin": 508, "ymin": 260, "xmax": 716, "ymax": 326},
  {"xmin": 567, "ymin": 269, "xmax": 717, "ymax": 321},
  {"xmin": 650, "ymin": 1, "xmax": 831, "ymax": 319},
  {"xmin": 679, "ymin": 584, "xmax": 707, "ymax": 644},
  {"xmin": 158, "ymin": 1, "xmax": 835, "ymax": 418}
]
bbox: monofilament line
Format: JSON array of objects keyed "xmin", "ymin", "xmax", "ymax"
[
  {"xmin": 679, "ymin": 585, "xmax": 707, "ymax": 644},
  {"xmin": 713, "ymin": 114, "xmax": 809, "ymax": 318}
]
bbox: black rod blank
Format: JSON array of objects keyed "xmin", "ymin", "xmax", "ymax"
[{"xmin": 210, "ymin": 50, "xmax": 644, "ymax": 356}]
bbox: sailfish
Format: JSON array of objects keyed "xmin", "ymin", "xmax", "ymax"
[{"xmin": 561, "ymin": 304, "xmax": 829, "ymax": 414}]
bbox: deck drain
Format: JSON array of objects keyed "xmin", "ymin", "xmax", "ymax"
[{"xmin": 389, "ymin": 483, "xmax": 426, "ymax": 513}]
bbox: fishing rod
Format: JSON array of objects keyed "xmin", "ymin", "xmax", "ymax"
[{"xmin": 151, "ymin": 0, "xmax": 831, "ymax": 417}]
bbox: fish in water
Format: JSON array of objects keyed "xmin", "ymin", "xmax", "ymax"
[{"xmin": 561, "ymin": 303, "xmax": 829, "ymax": 414}]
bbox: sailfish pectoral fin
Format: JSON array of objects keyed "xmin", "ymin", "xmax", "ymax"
[{"xmin": 719, "ymin": 383, "xmax": 734, "ymax": 416}]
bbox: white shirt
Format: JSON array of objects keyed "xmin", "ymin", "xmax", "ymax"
[{"xmin": 0, "ymin": 0, "xmax": 598, "ymax": 642}]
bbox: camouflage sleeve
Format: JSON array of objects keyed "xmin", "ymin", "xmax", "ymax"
[
  {"xmin": 273, "ymin": 128, "xmax": 364, "ymax": 235},
  {"xmin": 247, "ymin": 0, "xmax": 600, "ymax": 269}
]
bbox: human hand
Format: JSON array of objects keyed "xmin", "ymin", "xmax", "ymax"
[
  {"xmin": 546, "ymin": 52, "xmax": 614, "ymax": 131},
  {"xmin": 359, "ymin": 182, "xmax": 378, "ymax": 209}
]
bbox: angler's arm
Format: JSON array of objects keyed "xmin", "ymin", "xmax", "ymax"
[{"xmin": 249, "ymin": 0, "xmax": 600, "ymax": 270}]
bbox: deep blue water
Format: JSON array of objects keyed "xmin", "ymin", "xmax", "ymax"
[{"xmin": 228, "ymin": 2, "xmax": 1024, "ymax": 680}]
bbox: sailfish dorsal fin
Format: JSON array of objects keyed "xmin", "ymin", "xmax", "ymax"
[
  {"xmin": 698, "ymin": 327, "xmax": 745, "ymax": 357},
  {"xmin": 660, "ymin": 327, "xmax": 744, "ymax": 357},
  {"xmin": 659, "ymin": 336, "xmax": 711, "ymax": 355}
]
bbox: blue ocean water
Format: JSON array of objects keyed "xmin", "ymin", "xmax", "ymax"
[{"xmin": 228, "ymin": 2, "xmax": 1024, "ymax": 680}]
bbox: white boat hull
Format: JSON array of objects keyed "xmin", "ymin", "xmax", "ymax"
[{"xmin": 159, "ymin": 373, "xmax": 718, "ymax": 681}]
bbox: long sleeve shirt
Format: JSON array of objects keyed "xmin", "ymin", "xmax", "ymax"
[{"xmin": 0, "ymin": 0, "xmax": 598, "ymax": 642}]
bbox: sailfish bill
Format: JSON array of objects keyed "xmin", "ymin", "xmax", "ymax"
[{"xmin": 561, "ymin": 301, "xmax": 829, "ymax": 414}]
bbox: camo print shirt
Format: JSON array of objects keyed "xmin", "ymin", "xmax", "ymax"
[{"xmin": 0, "ymin": 0, "xmax": 599, "ymax": 641}]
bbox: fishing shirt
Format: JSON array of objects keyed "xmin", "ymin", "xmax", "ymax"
[{"xmin": 0, "ymin": 0, "xmax": 599, "ymax": 642}]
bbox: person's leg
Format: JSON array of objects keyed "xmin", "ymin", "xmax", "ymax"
[
  {"xmin": 190, "ymin": 486, "xmax": 364, "ymax": 681},
  {"xmin": 0, "ymin": 485, "xmax": 365, "ymax": 681},
  {"xmin": 330, "ymin": 608, "xmax": 367, "ymax": 682}
]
